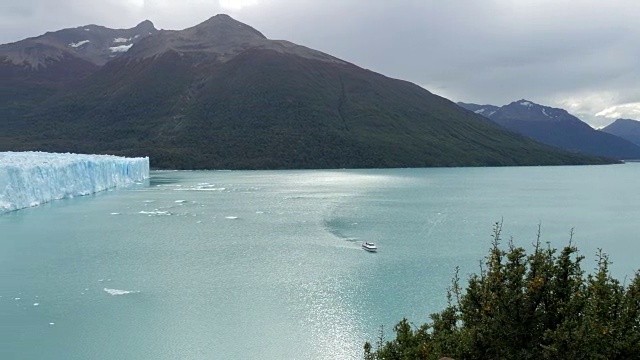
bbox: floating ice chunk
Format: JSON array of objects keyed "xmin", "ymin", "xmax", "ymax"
[
  {"xmin": 49, "ymin": 322, "xmax": 55, "ymax": 325},
  {"xmin": 33, "ymin": 303, "xmax": 39, "ymax": 306},
  {"xmin": 225, "ymin": 216, "xmax": 239, "ymax": 219},
  {"xmin": 139, "ymin": 210, "xmax": 170, "ymax": 216},
  {"xmin": 15, "ymin": 297, "xmax": 20, "ymax": 300},
  {"xmin": 103, "ymin": 288, "xmax": 141, "ymax": 296},
  {"xmin": 175, "ymin": 185, "xmax": 225, "ymax": 191}
]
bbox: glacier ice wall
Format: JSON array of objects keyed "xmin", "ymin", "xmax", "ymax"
[{"xmin": 0, "ymin": 152, "xmax": 149, "ymax": 213}]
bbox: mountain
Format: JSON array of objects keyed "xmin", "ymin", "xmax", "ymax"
[
  {"xmin": 0, "ymin": 15, "xmax": 612, "ymax": 169},
  {"xmin": 0, "ymin": 20, "xmax": 157, "ymax": 68},
  {"xmin": 458, "ymin": 100, "xmax": 640, "ymax": 160},
  {"xmin": 457, "ymin": 102, "xmax": 500, "ymax": 118},
  {"xmin": 0, "ymin": 20, "xmax": 157, "ymax": 119},
  {"xmin": 600, "ymin": 119, "xmax": 640, "ymax": 146}
]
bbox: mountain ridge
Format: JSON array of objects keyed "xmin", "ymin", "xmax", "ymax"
[
  {"xmin": 0, "ymin": 20, "xmax": 158, "ymax": 68},
  {"xmin": 123, "ymin": 14, "xmax": 345, "ymax": 65},
  {"xmin": 0, "ymin": 15, "xmax": 612, "ymax": 169},
  {"xmin": 600, "ymin": 118, "xmax": 640, "ymax": 146},
  {"xmin": 458, "ymin": 100, "xmax": 640, "ymax": 160}
]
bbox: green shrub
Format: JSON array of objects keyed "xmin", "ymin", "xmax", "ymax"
[{"xmin": 365, "ymin": 222, "xmax": 640, "ymax": 360}]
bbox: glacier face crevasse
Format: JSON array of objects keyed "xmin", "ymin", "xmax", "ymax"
[{"xmin": 0, "ymin": 152, "xmax": 150, "ymax": 213}]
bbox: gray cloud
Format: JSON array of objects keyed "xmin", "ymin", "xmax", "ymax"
[{"xmin": 1, "ymin": 0, "xmax": 639, "ymax": 127}]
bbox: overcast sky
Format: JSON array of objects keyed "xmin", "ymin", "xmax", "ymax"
[{"xmin": 2, "ymin": 0, "xmax": 639, "ymax": 128}]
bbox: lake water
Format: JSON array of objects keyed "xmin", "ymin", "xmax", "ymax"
[{"xmin": 2, "ymin": 165, "xmax": 639, "ymax": 359}]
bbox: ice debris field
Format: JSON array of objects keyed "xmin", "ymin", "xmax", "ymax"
[{"xmin": 0, "ymin": 151, "xmax": 149, "ymax": 213}]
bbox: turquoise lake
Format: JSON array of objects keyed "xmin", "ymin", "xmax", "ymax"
[{"xmin": 1, "ymin": 164, "xmax": 639, "ymax": 359}]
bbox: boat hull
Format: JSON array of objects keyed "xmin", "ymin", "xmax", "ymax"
[{"xmin": 361, "ymin": 243, "xmax": 377, "ymax": 252}]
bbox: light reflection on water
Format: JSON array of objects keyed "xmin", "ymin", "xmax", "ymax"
[{"xmin": 2, "ymin": 165, "xmax": 640, "ymax": 359}]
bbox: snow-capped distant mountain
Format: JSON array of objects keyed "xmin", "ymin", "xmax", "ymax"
[
  {"xmin": 490, "ymin": 99, "xmax": 586, "ymax": 125},
  {"xmin": 600, "ymin": 118, "xmax": 640, "ymax": 146},
  {"xmin": 459, "ymin": 100, "xmax": 640, "ymax": 160}
]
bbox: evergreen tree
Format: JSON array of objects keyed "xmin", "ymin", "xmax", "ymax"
[{"xmin": 366, "ymin": 222, "xmax": 640, "ymax": 360}]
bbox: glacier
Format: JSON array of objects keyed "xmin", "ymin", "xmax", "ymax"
[{"xmin": 0, "ymin": 152, "xmax": 149, "ymax": 213}]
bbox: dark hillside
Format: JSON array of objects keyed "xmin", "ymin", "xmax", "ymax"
[{"xmin": 0, "ymin": 15, "xmax": 612, "ymax": 169}]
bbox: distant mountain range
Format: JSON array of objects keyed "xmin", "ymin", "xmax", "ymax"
[
  {"xmin": 458, "ymin": 100, "xmax": 640, "ymax": 160},
  {"xmin": 0, "ymin": 15, "xmax": 610, "ymax": 169},
  {"xmin": 600, "ymin": 119, "xmax": 640, "ymax": 146}
]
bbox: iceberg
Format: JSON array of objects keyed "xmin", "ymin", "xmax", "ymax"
[{"xmin": 0, "ymin": 151, "xmax": 149, "ymax": 213}]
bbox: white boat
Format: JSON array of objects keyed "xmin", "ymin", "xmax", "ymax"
[{"xmin": 361, "ymin": 242, "xmax": 378, "ymax": 252}]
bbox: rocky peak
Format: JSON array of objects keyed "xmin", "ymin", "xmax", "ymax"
[
  {"xmin": 134, "ymin": 20, "xmax": 156, "ymax": 33},
  {"xmin": 125, "ymin": 14, "xmax": 343, "ymax": 65},
  {"xmin": 197, "ymin": 14, "xmax": 266, "ymax": 38},
  {"xmin": 182, "ymin": 14, "xmax": 267, "ymax": 45},
  {"xmin": 600, "ymin": 118, "xmax": 640, "ymax": 145},
  {"xmin": 607, "ymin": 118, "xmax": 640, "ymax": 128}
]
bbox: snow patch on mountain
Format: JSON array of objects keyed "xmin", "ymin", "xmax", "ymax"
[
  {"xmin": 69, "ymin": 40, "xmax": 90, "ymax": 48},
  {"xmin": 474, "ymin": 108, "xmax": 497, "ymax": 117},
  {"xmin": 109, "ymin": 44, "xmax": 133, "ymax": 53}
]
